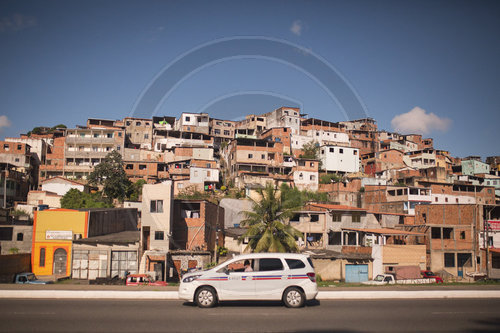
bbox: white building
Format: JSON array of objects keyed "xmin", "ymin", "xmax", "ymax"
[
  {"xmin": 190, "ymin": 166, "xmax": 219, "ymax": 185},
  {"xmin": 141, "ymin": 181, "xmax": 173, "ymax": 252},
  {"xmin": 319, "ymin": 145, "xmax": 360, "ymax": 173},
  {"xmin": 41, "ymin": 177, "xmax": 86, "ymax": 196}
]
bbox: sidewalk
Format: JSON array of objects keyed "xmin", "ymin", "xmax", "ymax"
[{"xmin": 1, "ymin": 286, "xmax": 500, "ymax": 300}]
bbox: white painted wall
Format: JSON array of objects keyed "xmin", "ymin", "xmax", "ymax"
[
  {"xmin": 320, "ymin": 145, "xmax": 360, "ymax": 173},
  {"xmin": 190, "ymin": 167, "xmax": 219, "ymax": 184},
  {"xmin": 141, "ymin": 181, "xmax": 173, "ymax": 251},
  {"xmin": 41, "ymin": 181, "xmax": 84, "ymax": 196},
  {"xmin": 293, "ymin": 171, "xmax": 319, "ymax": 191}
]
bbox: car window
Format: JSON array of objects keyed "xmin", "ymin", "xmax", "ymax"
[
  {"xmin": 257, "ymin": 258, "xmax": 283, "ymax": 272},
  {"xmin": 226, "ymin": 259, "xmax": 254, "ymax": 273},
  {"xmin": 285, "ymin": 259, "xmax": 305, "ymax": 269},
  {"xmin": 307, "ymin": 258, "xmax": 314, "ymax": 268}
]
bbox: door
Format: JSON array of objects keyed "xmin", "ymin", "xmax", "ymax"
[
  {"xmin": 253, "ymin": 258, "xmax": 286, "ymax": 299},
  {"xmin": 219, "ymin": 258, "xmax": 256, "ymax": 300},
  {"xmin": 345, "ymin": 264, "xmax": 368, "ymax": 283},
  {"xmin": 154, "ymin": 262, "xmax": 164, "ymax": 281},
  {"xmin": 53, "ymin": 248, "xmax": 67, "ymax": 275}
]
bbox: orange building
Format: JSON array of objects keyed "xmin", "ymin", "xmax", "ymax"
[
  {"xmin": 32, "ymin": 208, "xmax": 138, "ymax": 277},
  {"xmin": 32, "ymin": 209, "xmax": 88, "ymax": 276}
]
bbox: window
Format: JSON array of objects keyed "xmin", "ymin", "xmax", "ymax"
[
  {"xmin": 431, "ymin": 227, "xmax": 441, "ymax": 239},
  {"xmin": 261, "ymin": 154, "xmax": 265, "ymax": 159},
  {"xmin": 17, "ymin": 144, "xmax": 22, "ymax": 150},
  {"xmin": 126, "ymin": 164, "xmax": 133, "ymax": 170},
  {"xmin": 185, "ymin": 116, "xmax": 190, "ymax": 121},
  {"xmin": 17, "ymin": 233, "xmax": 23, "ymax": 241},
  {"xmin": 139, "ymin": 164, "xmax": 147, "ymax": 170},
  {"xmin": 339, "ymin": 149, "xmax": 344, "ymax": 154},
  {"xmin": 144, "ymin": 134, "xmax": 149, "ymax": 139},
  {"xmin": 285, "ymin": 259, "xmax": 305, "ymax": 269},
  {"xmin": 353, "ymin": 150, "xmax": 358, "ymax": 155},
  {"xmin": 444, "ymin": 253, "xmax": 455, "ymax": 267},
  {"xmin": 310, "ymin": 175, "xmax": 316, "ymax": 181},
  {"xmin": 457, "ymin": 253, "xmax": 472, "ymax": 267},
  {"xmin": 206, "ymin": 170, "xmax": 211, "ymax": 177},
  {"xmin": 492, "ymin": 254, "xmax": 500, "ymax": 269},
  {"xmin": 223, "ymin": 130, "xmax": 230, "ymax": 136},
  {"xmin": 442, "ymin": 228, "xmax": 453, "ymax": 239},
  {"xmin": 39, "ymin": 248, "xmax": 46, "ymax": 267},
  {"xmin": 310, "ymin": 214, "xmax": 319, "ymax": 222},
  {"xmin": 107, "ymin": 133, "xmax": 113, "ymax": 138},
  {"xmin": 150, "ymin": 200, "xmax": 163, "ymax": 213},
  {"xmin": 248, "ymin": 154, "xmax": 253, "ymax": 159},
  {"xmin": 310, "ymin": 162, "xmax": 314, "ymax": 167},
  {"xmin": 332, "ymin": 213, "xmax": 341, "ymax": 222},
  {"xmin": 329, "ymin": 148, "xmax": 334, "ymax": 153},
  {"xmin": 460, "ymin": 231, "xmax": 466, "ymax": 240},
  {"xmin": 258, "ymin": 258, "xmax": 283, "ymax": 271},
  {"xmin": 118, "ymin": 132, "xmax": 122, "ymax": 137},
  {"xmin": 155, "ymin": 231, "xmax": 164, "ymax": 240},
  {"xmin": 136, "ymin": 121, "xmax": 141, "ymax": 126},
  {"xmin": 15, "ymin": 158, "xmax": 19, "ymax": 162},
  {"xmin": 352, "ymin": 213, "xmax": 360, "ymax": 223}
]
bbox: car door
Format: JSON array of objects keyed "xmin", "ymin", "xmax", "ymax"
[
  {"xmin": 253, "ymin": 258, "xmax": 286, "ymax": 300},
  {"xmin": 218, "ymin": 258, "xmax": 256, "ymax": 300}
]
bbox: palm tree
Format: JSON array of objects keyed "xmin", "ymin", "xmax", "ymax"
[{"xmin": 239, "ymin": 183, "xmax": 303, "ymax": 252}]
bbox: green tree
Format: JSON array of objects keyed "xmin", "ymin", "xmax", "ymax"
[
  {"xmin": 127, "ymin": 179, "xmax": 146, "ymax": 201},
  {"xmin": 60, "ymin": 188, "xmax": 113, "ymax": 209},
  {"xmin": 88, "ymin": 150, "xmax": 131, "ymax": 202},
  {"xmin": 279, "ymin": 183, "xmax": 328, "ymax": 207},
  {"xmin": 300, "ymin": 141, "xmax": 319, "ymax": 159},
  {"xmin": 239, "ymin": 183, "xmax": 303, "ymax": 253}
]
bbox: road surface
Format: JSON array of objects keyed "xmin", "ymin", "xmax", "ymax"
[{"xmin": 0, "ymin": 298, "xmax": 498, "ymax": 332}]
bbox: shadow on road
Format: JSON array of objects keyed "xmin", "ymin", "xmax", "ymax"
[
  {"xmin": 468, "ymin": 317, "xmax": 500, "ymax": 333},
  {"xmin": 182, "ymin": 299, "xmax": 321, "ymax": 308}
]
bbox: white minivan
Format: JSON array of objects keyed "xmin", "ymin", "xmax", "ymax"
[{"xmin": 178, "ymin": 253, "xmax": 318, "ymax": 308}]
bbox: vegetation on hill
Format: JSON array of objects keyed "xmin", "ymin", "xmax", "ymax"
[
  {"xmin": 87, "ymin": 150, "xmax": 131, "ymax": 202},
  {"xmin": 60, "ymin": 189, "xmax": 113, "ymax": 209},
  {"xmin": 239, "ymin": 183, "xmax": 303, "ymax": 253}
]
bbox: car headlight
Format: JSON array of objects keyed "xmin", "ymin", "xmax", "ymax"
[{"xmin": 182, "ymin": 274, "xmax": 201, "ymax": 283}]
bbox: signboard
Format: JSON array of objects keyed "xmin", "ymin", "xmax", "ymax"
[
  {"xmin": 486, "ymin": 220, "xmax": 500, "ymax": 231},
  {"xmin": 46, "ymin": 230, "xmax": 73, "ymax": 240}
]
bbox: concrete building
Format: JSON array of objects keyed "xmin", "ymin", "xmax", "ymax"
[
  {"xmin": 363, "ymin": 185, "xmax": 432, "ymax": 215},
  {"xmin": 32, "ymin": 208, "xmax": 138, "ymax": 277},
  {"xmin": 0, "ymin": 220, "xmax": 32, "ymax": 255},
  {"xmin": 175, "ymin": 112, "xmax": 209, "ymax": 134},
  {"xmin": 40, "ymin": 176, "xmax": 86, "ymax": 196},
  {"xmin": 123, "ymin": 117, "xmax": 153, "ymax": 149},
  {"xmin": 139, "ymin": 181, "xmax": 173, "ymax": 280},
  {"xmin": 461, "ymin": 158, "xmax": 491, "ymax": 176},
  {"xmin": 319, "ymin": 145, "xmax": 360, "ymax": 174},
  {"xmin": 262, "ymin": 107, "xmax": 301, "ymax": 135},
  {"xmin": 414, "ymin": 204, "xmax": 481, "ymax": 280},
  {"xmin": 292, "ymin": 158, "xmax": 319, "ymax": 191},
  {"xmin": 64, "ymin": 127, "xmax": 125, "ymax": 180}
]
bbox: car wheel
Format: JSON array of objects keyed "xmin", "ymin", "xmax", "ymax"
[
  {"xmin": 195, "ymin": 286, "xmax": 217, "ymax": 308},
  {"xmin": 283, "ymin": 287, "xmax": 305, "ymax": 308}
]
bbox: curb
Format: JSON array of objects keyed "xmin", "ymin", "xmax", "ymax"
[{"xmin": 2, "ymin": 290, "xmax": 500, "ymax": 300}]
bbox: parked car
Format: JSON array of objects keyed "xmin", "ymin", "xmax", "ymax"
[
  {"xmin": 125, "ymin": 274, "xmax": 168, "ymax": 286},
  {"xmin": 421, "ymin": 270, "xmax": 444, "ymax": 283},
  {"xmin": 362, "ymin": 274, "xmax": 437, "ymax": 285},
  {"xmin": 178, "ymin": 253, "xmax": 318, "ymax": 308},
  {"xmin": 14, "ymin": 272, "xmax": 52, "ymax": 284}
]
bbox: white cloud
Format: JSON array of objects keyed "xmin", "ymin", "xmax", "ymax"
[
  {"xmin": 290, "ymin": 20, "xmax": 303, "ymax": 36},
  {"xmin": 0, "ymin": 14, "xmax": 37, "ymax": 33},
  {"xmin": 0, "ymin": 115, "xmax": 11, "ymax": 132},
  {"xmin": 391, "ymin": 107, "xmax": 451, "ymax": 135}
]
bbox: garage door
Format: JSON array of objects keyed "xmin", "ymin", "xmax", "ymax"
[{"xmin": 345, "ymin": 264, "xmax": 368, "ymax": 283}]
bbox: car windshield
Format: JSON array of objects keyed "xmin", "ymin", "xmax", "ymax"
[
  {"xmin": 373, "ymin": 275, "xmax": 384, "ymax": 282},
  {"xmin": 27, "ymin": 274, "xmax": 36, "ymax": 281}
]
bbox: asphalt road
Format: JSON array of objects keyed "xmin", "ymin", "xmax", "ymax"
[{"xmin": 0, "ymin": 299, "xmax": 499, "ymax": 333}]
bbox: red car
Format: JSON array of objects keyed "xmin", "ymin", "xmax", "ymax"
[
  {"xmin": 421, "ymin": 270, "xmax": 444, "ymax": 283},
  {"xmin": 125, "ymin": 274, "xmax": 168, "ymax": 286}
]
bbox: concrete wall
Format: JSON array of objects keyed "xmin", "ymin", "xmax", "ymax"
[
  {"xmin": 0, "ymin": 224, "xmax": 33, "ymax": 255},
  {"xmin": 312, "ymin": 258, "xmax": 373, "ymax": 282},
  {"xmin": 141, "ymin": 181, "xmax": 173, "ymax": 251}
]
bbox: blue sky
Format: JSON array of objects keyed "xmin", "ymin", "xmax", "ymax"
[{"xmin": 0, "ymin": 0, "xmax": 499, "ymax": 159}]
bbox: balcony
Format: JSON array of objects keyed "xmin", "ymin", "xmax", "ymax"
[{"xmin": 66, "ymin": 136, "xmax": 116, "ymax": 144}]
